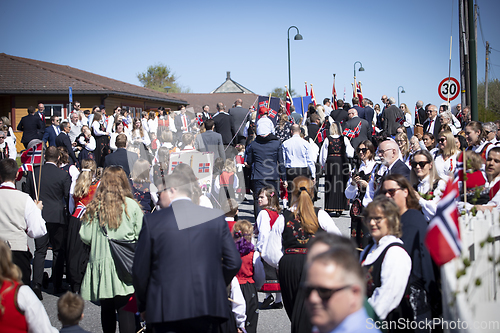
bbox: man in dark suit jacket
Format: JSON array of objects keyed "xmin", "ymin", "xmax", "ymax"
[
  {"xmin": 362, "ymin": 99, "xmax": 375, "ymax": 126},
  {"xmin": 174, "ymin": 106, "xmax": 193, "ymax": 143},
  {"xmin": 56, "ymin": 121, "xmax": 78, "ymax": 166},
  {"xmin": 25, "ymin": 146, "xmax": 71, "ymax": 297},
  {"xmin": 415, "ymin": 100, "xmax": 427, "ymax": 125},
  {"xmin": 342, "ymin": 109, "xmax": 372, "ymax": 150},
  {"xmin": 212, "ymin": 103, "xmax": 235, "ymax": 146},
  {"xmin": 423, "ymin": 105, "xmax": 441, "ymax": 138},
  {"xmin": 133, "ymin": 172, "xmax": 241, "ymax": 333},
  {"xmin": 378, "ymin": 139, "xmax": 411, "ymax": 179},
  {"xmin": 17, "ymin": 106, "xmax": 44, "ymax": 148},
  {"xmin": 42, "ymin": 117, "xmax": 61, "ymax": 147},
  {"xmin": 200, "ymin": 104, "xmax": 212, "ymax": 123},
  {"xmin": 228, "ymin": 99, "xmax": 250, "ymax": 145},
  {"xmin": 103, "ymin": 134, "xmax": 138, "ymax": 176},
  {"xmin": 383, "ymin": 97, "xmax": 404, "ymax": 137},
  {"xmin": 352, "ymin": 97, "xmax": 365, "ymax": 119},
  {"xmin": 194, "ymin": 119, "xmax": 226, "ymax": 161},
  {"xmin": 330, "ymin": 100, "xmax": 349, "ymax": 124}
]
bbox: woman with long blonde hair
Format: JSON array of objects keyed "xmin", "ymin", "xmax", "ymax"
[
  {"xmin": 434, "ymin": 130, "xmax": 459, "ymax": 181},
  {"xmin": 262, "ymin": 176, "xmax": 341, "ymax": 333},
  {"xmin": 79, "ymin": 166, "xmax": 143, "ymax": 333},
  {"xmin": 67, "ymin": 159, "xmax": 99, "ymax": 293}
]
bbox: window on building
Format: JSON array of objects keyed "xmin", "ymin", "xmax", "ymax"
[{"xmin": 44, "ymin": 104, "xmax": 64, "ymax": 119}]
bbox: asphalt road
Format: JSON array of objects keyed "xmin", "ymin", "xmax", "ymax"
[{"xmin": 36, "ymin": 177, "xmax": 351, "ymax": 332}]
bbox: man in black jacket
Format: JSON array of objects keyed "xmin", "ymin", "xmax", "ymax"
[
  {"xmin": 25, "ymin": 146, "xmax": 71, "ymax": 297},
  {"xmin": 103, "ymin": 134, "xmax": 138, "ymax": 177},
  {"xmin": 330, "ymin": 100, "xmax": 349, "ymax": 124},
  {"xmin": 133, "ymin": 172, "xmax": 241, "ymax": 333},
  {"xmin": 383, "ymin": 97, "xmax": 404, "ymax": 137},
  {"xmin": 56, "ymin": 121, "xmax": 78, "ymax": 166},
  {"xmin": 229, "ymin": 99, "xmax": 250, "ymax": 146},
  {"xmin": 17, "ymin": 106, "xmax": 44, "ymax": 148}
]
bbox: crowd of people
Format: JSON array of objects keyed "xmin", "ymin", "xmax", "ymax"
[{"xmin": 0, "ymin": 93, "xmax": 497, "ymax": 333}]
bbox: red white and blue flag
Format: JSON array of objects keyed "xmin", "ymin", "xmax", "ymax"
[
  {"xmin": 21, "ymin": 142, "xmax": 43, "ymax": 165},
  {"xmin": 15, "ymin": 163, "xmax": 33, "ymax": 181},
  {"xmin": 74, "ymin": 202, "xmax": 87, "ymax": 219},
  {"xmin": 285, "ymin": 88, "xmax": 293, "ymax": 116},
  {"xmin": 353, "ymin": 80, "xmax": 363, "ymax": 106},
  {"xmin": 395, "ymin": 117, "xmax": 405, "ymax": 125},
  {"xmin": 332, "ymin": 76, "xmax": 338, "ymax": 110},
  {"xmin": 198, "ymin": 162, "xmax": 210, "ymax": 173},
  {"xmin": 197, "ymin": 115, "xmax": 203, "ymax": 126},
  {"xmin": 310, "ymin": 84, "xmax": 317, "ymax": 107},
  {"xmin": 305, "ymin": 82, "xmax": 309, "ymax": 96},
  {"xmin": 425, "ymin": 179, "xmax": 461, "ymax": 266},
  {"xmin": 343, "ymin": 121, "xmax": 361, "ymax": 139}
]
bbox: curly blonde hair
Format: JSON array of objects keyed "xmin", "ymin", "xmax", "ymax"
[{"xmin": 83, "ymin": 166, "xmax": 135, "ymax": 229}]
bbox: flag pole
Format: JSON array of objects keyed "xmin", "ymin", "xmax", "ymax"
[
  {"xmin": 268, "ymin": 93, "xmax": 272, "ymax": 108},
  {"xmin": 36, "ymin": 148, "xmax": 45, "ymax": 203},
  {"xmin": 333, "ymin": 74, "xmax": 337, "ymax": 110},
  {"xmin": 32, "ymin": 169, "xmax": 38, "ymax": 202},
  {"xmin": 462, "ymin": 149, "xmax": 466, "ymax": 207}
]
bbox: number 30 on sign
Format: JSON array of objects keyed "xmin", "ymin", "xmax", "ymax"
[{"xmin": 438, "ymin": 77, "xmax": 460, "ymax": 101}]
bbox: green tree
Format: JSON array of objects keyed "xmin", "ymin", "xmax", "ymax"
[
  {"xmin": 137, "ymin": 63, "xmax": 191, "ymax": 93},
  {"xmin": 268, "ymin": 87, "xmax": 296, "ymax": 100},
  {"xmin": 478, "ymin": 79, "xmax": 500, "ymax": 121}
]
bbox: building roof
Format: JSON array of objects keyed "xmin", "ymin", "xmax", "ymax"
[
  {"xmin": 210, "ymin": 71, "xmax": 255, "ymax": 94},
  {"xmin": 170, "ymin": 92, "xmax": 260, "ymax": 114},
  {"xmin": 0, "ymin": 53, "xmax": 187, "ymax": 105}
]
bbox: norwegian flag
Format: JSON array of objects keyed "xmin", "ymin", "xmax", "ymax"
[
  {"xmin": 305, "ymin": 81, "xmax": 309, "ymax": 96},
  {"xmin": 21, "ymin": 142, "xmax": 43, "ymax": 165},
  {"xmin": 353, "ymin": 121, "xmax": 362, "ymax": 137},
  {"xmin": 332, "ymin": 76, "xmax": 338, "ymax": 110},
  {"xmin": 310, "ymin": 84, "xmax": 317, "ymax": 107},
  {"xmin": 425, "ymin": 179, "xmax": 461, "ymax": 266},
  {"xmin": 73, "ymin": 202, "xmax": 87, "ymax": 219},
  {"xmin": 15, "ymin": 163, "xmax": 33, "ymax": 181},
  {"xmin": 285, "ymin": 88, "xmax": 293, "ymax": 115},
  {"xmin": 170, "ymin": 161, "xmax": 182, "ymax": 172},
  {"xmin": 268, "ymin": 109, "xmax": 278, "ymax": 118},
  {"xmin": 395, "ymin": 117, "xmax": 405, "ymax": 125},
  {"xmin": 353, "ymin": 80, "xmax": 363, "ymax": 106},
  {"xmin": 197, "ymin": 115, "xmax": 203, "ymax": 126},
  {"xmin": 342, "ymin": 128, "xmax": 355, "ymax": 139},
  {"xmin": 198, "ymin": 162, "xmax": 210, "ymax": 173}
]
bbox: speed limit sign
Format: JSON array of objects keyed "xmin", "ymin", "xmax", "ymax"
[{"xmin": 438, "ymin": 77, "xmax": 460, "ymax": 101}]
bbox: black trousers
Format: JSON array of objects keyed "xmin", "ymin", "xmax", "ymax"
[
  {"xmin": 100, "ymin": 294, "xmax": 136, "ymax": 333},
  {"xmin": 12, "ymin": 250, "xmax": 32, "ymax": 286},
  {"xmin": 32, "ymin": 222, "xmax": 66, "ymax": 288}
]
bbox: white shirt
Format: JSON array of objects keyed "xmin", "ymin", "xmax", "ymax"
[
  {"xmin": 360, "ymin": 235, "xmax": 411, "ymax": 320},
  {"xmin": 283, "ymin": 134, "xmax": 316, "ymax": 176},
  {"xmin": 109, "ymin": 132, "xmax": 132, "ymax": 151},
  {"xmin": 92, "ymin": 121, "xmax": 107, "ymax": 136},
  {"xmin": 16, "ymin": 285, "xmax": 59, "ymax": 332},
  {"xmin": 345, "ymin": 159, "xmax": 376, "ymax": 200},
  {"xmin": 417, "ymin": 176, "xmax": 446, "ymax": 220},
  {"xmin": 1, "ymin": 140, "xmax": 16, "ymax": 159},
  {"xmin": 262, "ymin": 206, "xmax": 341, "ymax": 268},
  {"xmin": 434, "ymin": 152, "xmax": 458, "ymax": 181},
  {"xmin": 256, "ymin": 209, "xmax": 278, "ymax": 253}
]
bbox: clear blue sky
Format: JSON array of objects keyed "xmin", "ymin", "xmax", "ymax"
[{"xmin": 1, "ymin": 0, "xmax": 499, "ymax": 111}]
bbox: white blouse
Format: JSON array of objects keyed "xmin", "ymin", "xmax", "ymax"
[
  {"xmin": 109, "ymin": 132, "xmax": 132, "ymax": 151},
  {"xmin": 256, "ymin": 209, "xmax": 278, "ymax": 253},
  {"xmin": 417, "ymin": 176, "xmax": 446, "ymax": 220},
  {"xmin": 434, "ymin": 152, "xmax": 458, "ymax": 181},
  {"xmin": 78, "ymin": 135, "xmax": 96, "ymax": 152},
  {"xmin": 131, "ymin": 129, "xmax": 151, "ymax": 147},
  {"xmin": 261, "ymin": 206, "xmax": 341, "ymax": 268},
  {"xmin": 345, "ymin": 159, "xmax": 376, "ymax": 200},
  {"xmin": 360, "ymin": 235, "xmax": 412, "ymax": 320},
  {"xmin": 92, "ymin": 120, "xmax": 107, "ymax": 136},
  {"xmin": 17, "ymin": 285, "xmax": 59, "ymax": 332}
]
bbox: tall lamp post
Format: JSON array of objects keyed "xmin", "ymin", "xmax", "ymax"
[
  {"xmin": 353, "ymin": 61, "xmax": 364, "ymax": 80},
  {"xmin": 287, "ymin": 26, "xmax": 303, "ymax": 94},
  {"xmin": 398, "ymin": 86, "xmax": 406, "ymax": 106}
]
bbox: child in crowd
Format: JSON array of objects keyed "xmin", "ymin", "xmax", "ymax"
[
  {"xmin": 75, "ymin": 126, "xmax": 96, "ymax": 163},
  {"xmin": 58, "ymin": 292, "xmax": 91, "ymax": 333},
  {"xmin": 232, "ymin": 220, "xmax": 265, "ymax": 333},
  {"xmin": 131, "ymin": 159, "xmax": 154, "ymax": 214},
  {"xmin": 223, "ymin": 198, "xmax": 239, "ymax": 232},
  {"xmin": 214, "ymin": 159, "xmax": 239, "ymax": 205},
  {"xmin": 150, "ymin": 132, "xmax": 160, "ymax": 156},
  {"xmin": 235, "ymin": 144, "xmax": 246, "ymax": 199},
  {"xmin": 255, "ymin": 186, "xmax": 283, "ymax": 309}
]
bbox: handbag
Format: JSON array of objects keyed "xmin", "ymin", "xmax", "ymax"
[
  {"xmin": 101, "ymin": 225, "xmax": 136, "ymax": 284},
  {"xmin": 350, "ymin": 198, "xmax": 363, "ymax": 217}
]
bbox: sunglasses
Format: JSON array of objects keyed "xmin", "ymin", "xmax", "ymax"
[
  {"xmin": 303, "ymin": 284, "xmax": 351, "ymax": 302},
  {"xmin": 357, "ymin": 148, "xmax": 368, "ymax": 154},
  {"xmin": 380, "ymin": 188, "xmax": 402, "ymax": 196},
  {"xmin": 0, "ymin": 136, "xmax": 5, "ymax": 139},
  {"xmin": 411, "ymin": 161, "xmax": 430, "ymax": 168},
  {"xmin": 438, "ymin": 138, "xmax": 446, "ymax": 143}
]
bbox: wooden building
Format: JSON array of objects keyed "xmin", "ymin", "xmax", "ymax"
[{"xmin": 0, "ymin": 53, "xmax": 187, "ymax": 152}]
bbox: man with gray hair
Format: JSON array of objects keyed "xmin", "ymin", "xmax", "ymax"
[
  {"xmin": 382, "ymin": 97, "xmax": 404, "ymax": 137},
  {"xmin": 415, "ymin": 100, "xmax": 427, "ymax": 125},
  {"xmin": 439, "ymin": 111, "xmax": 460, "ymax": 135},
  {"xmin": 363, "ymin": 139, "xmax": 409, "ymax": 206},
  {"xmin": 484, "ymin": 122, "xmax": 498, "ymax": 144},
  {"xmin": 423, "ymin": 104, "xmax": 441, "ymax": 138}
]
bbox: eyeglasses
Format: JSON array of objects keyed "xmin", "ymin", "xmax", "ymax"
[
  {"xmin": 378, "ymin": 148, "xmax": 393, "ymax": 154},
  {"xmin": 410, "ymin": 161, "xmax": 430, "ymax": 168},
  {"xmin": 426, "ymin": 110, "xmax": 433, "ymax": 113},
  {"xmin": 303, "ymin": 284, "xmax": 352, "ymax": 302},
  {"xmin": 357, "ymin": 148, "xmax": 368, "ymax": 154},
  {"xmin": 438, "ymin": 138, "xmax": 446, "ymax": 143},
  {"xmin": 380, "ymin": 188, "xmax": 402, "ymax": 196}
]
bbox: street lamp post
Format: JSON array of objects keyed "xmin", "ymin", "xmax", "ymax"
[
  {"xmin": 398, "ymin": 86, "xmax": 406, "ymax": 106},
  {"xmin": 287, "ymin": 26, "xmax": 303, "ymax": 94},
  {"xmin": 353, "ymin": 61, "xmax": 365, "ymax": 80}
]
